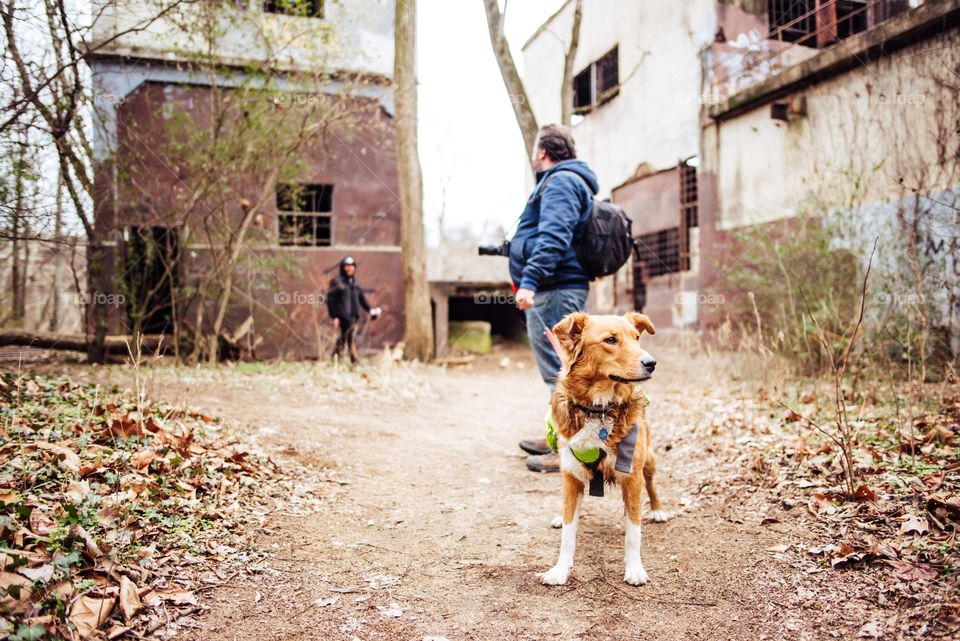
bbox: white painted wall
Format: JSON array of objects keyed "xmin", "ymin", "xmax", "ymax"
[
  {"xmin": 521, "ymin": 0, "xmax": 717, "ymax": 197},
  {"xmin": 716, "ymin": 25, "xmax": 960, "ymax": 230},
  {"xmin": 91, "ymin": 0, "xmax": 394, "ymax": 77}
]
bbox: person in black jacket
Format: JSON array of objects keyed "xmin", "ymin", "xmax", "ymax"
[{"xmin": 326, "ymin": 256, "xmax": 380, "ymax": 363}]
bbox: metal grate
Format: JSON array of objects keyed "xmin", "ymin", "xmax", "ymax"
[
  {"xmin": 679, "ymin": 162, "xmax": 699, "ymax": 271},
  {"xmin": 768, "ymin": 0, "xmax": 817, "ymax": 44},
  {"xmin": 635, "ymin": 227, "xmax": 681, "ymax": 278},
  {"xmin": 595, "ymin": 46, "xmax": 619, "ymax": 102}
]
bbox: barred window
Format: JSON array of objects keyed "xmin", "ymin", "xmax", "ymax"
[
  {"xmin": 595, "ymin": 46, "xmax": 619, "ymax": 103},
  {"xmin": 635, "ymin": 227, "xmax": 680, "ymax": 278},
  {"xmin": 570, "ymin": 46, "xmax": 619, "ymax": 114}
]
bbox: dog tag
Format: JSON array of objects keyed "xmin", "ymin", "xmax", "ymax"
[{"xmin": 598, "ymin": 427, "xmax": 609, "ymax": 441}]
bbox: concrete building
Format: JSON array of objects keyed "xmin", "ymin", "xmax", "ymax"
[
  {"xmin": 522, "ymin": 0, "xmax": 960, "ymax": 331},
  {"xmin": 88, "ymin": 0, "xmax": 402, "ymax": 358}
]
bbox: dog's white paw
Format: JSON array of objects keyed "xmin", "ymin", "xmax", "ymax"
[
  {"xmin": 623, "ymin": 563, "xmax": 650, "ymax": 586},
  {"xmin": 550, "ymin": 515, "xmax": 563, "ymax": 529},
  {"xmin": 646, "ymin": 510, "xmax": 672, "ymax": 523},
  {"xmin": 539, "ymin": 565, "xmax": 570, "ymax": 586}
]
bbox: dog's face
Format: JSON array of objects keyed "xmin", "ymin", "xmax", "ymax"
[{"xmin": 552, "ymin": 312, "xmax": 657, "ymax": 383}]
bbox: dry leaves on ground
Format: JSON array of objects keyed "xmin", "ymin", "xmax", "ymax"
[{"xmin": 0, "ymin": 374, "xmax": 303, "ymax": 640}]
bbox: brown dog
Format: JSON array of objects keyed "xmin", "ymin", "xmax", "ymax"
[{"xmin": 539, "ymin": 312, "xmax": 668, "ymax": 587}]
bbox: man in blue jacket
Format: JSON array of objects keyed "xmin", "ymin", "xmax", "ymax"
[{"xmin": 511, "ymin": 124, "xmax": 597, "ymax": 473}]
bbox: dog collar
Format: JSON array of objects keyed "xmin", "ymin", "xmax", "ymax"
[{"xmin": 568, "ymin": 400, "xmax": 626, "ymax": 417}]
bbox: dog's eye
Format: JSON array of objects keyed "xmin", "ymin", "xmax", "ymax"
[{"xmin": 604, "ymin": 336, "xmax": 618, "ymax": 345}]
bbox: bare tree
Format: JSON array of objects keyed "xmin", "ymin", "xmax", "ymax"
[
  {"xmin": 560, "ymin": 0, "xmax": 583, "ymax": 127},
  {"xmin": 395, "ymin": 0, "xmax": 433, "ymax": 361},
  {"xmin": 1, "ymin": 0, "xmax": 190, "ymax": 362},
  {"xmin": 481, "ymin": 0, "xmax": 539, "ymax": 174}
]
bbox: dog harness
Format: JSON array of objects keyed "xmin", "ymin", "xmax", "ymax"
[{"xmin": 545, "ymin": 401, "xmax": 644, "ymax": 497}]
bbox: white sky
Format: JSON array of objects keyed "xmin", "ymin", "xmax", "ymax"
[{"xmin": 417, "ymin": 0, "xmax": 566, "ymax": 246}]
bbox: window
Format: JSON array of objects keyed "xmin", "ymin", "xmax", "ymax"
[
  {"xmin": 264, "ymin": 0, "xmax": 324, "ymax": 18},
  {"xmin": 768, "ymin": 0, "xmax": 816, "ymax": 44},
  {"xmin": 768, "ymin": 0, "xmax": 870, "ymax": 47},
  {"xmin": 573, "ymin": 68, "xmax": 593, "ymax": 114},
  {"xmin": 277, "ymin": 183, "xmax": 333, "ymax": 247},
  {"xmin": 570, "ymin": 46, "xmax": 619, "ymax": 114},
  {"xmin": 679, "ymin": 161, "xmax": 698, "ymax": 271},
  {"xmin": 595, "ymin": 46, "xmax": 619, "ymax": 103},
  {"xmin": 635, "ymin": 228, "xmax": 680, "ymax": 278},
  {"xmin": 836, "ymin": 1, "xmax": 869, "ymax": 40}
]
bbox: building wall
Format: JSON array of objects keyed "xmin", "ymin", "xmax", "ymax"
[
  {"xmin": 97, "ymin": 77, "xmax": 402, "ymax": 358},
  {"xmin": 521, "ymin": 0, "xmax": 715, "ymax": 317},
  {"xmin": 713, "ymin": 23, "xmax": 960, "ymax": 231},
  {"xmin": 699, "ymin": 3, "xmax": 960, "ymax": 327},
  {"xmin": 91, "ymin": 0, "xmax": 394, "ymax": 78},
  {"xmin": 521, "ymin": 0, "xmax": 716, "ymax": 198}
]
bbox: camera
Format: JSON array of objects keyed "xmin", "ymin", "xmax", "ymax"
[{"xmin": 478, "ymin": 240, "xmax": 510, "ymax": 256}]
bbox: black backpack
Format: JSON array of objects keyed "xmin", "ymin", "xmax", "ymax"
[{"xmin": 536, "ymin": 170, "xmax": 636, "ymax": 279}]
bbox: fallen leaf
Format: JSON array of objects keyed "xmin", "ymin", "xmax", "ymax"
[
  {"xmin": 766, "ymin": 544, "xmax": 790, "ymax": 553},
  {"xmin": 16, "ymin": 564, "xmax": 53, "ymax": 583},
  {"xmin": 0, "ymin": 571, "xmax": 32, "ymax": 606},
  {"xmin": 900, "ymin": 514, "xmax": 929, "ymax": 537},
  {"xmin": 854, "ymin": 485, "xmax": 877, "ymax": 502},
  {"xmin": 129, "ymin": 449, "xmax": 157, "ymax": 470},
  {"xmin": 34, "ymin": 441, "xmax": 81, "ymax": 473},
  {"xmin": 64, "ymin": 480, "xmax": 91, "ymax": 504},
  {"xmin": 808, "ymin": 493, "xmax": 838, "ymax": 516},
  {"xmin": 144, "ymin": 588, "xmax": 198, "ymax": 607},
  {"xmin": 883, "ymin": 559, "xmax": 938, "ymax": 582},
  {"xmin": 69, "ymin": 595, "xmax": 114, "ymax": 638},
  {"xmin": 119, "ymin": 576, "xmax": 142, "ymax": 622}
]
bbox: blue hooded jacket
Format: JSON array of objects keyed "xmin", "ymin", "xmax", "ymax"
[{"xmin": 509, "ymin": 159, "xmax": 598, "ymax": 292}]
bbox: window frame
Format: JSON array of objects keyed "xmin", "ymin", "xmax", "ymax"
[
  {"xmin": 570, "ymin": 45, "xmax": 620, "ymax": 115},
  {"xmin": 276, "ymin": 183, "xmax": 334, "ymax": 247}
]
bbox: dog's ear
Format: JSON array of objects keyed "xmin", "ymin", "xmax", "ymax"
[
  {"xmin": 625, "ymin": 312, "xmax": 655, "ymax": 336},
  {"xmin": 552, "ymin": 312, "xmax": 589, "ymax": 354}
]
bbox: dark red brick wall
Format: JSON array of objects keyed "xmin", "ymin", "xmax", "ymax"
[{"xmin": 96, "ymin": 80, "xmax": 404, "ymax": 358}]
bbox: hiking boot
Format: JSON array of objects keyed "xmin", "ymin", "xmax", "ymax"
[
  {"xmin": 519, "ymin": 438, "xmax": 551, "ymax": 456},
  {"xmin": 526, "ymin": 453, "xmax": 560, "ymax": 473}
]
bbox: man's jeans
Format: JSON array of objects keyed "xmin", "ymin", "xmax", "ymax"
[{"xmin": 524, "ymin": 288, "xmax": 588, "ymax": 389}]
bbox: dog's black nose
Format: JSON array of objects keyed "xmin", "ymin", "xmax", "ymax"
[{"xmin": 642, "ymin": 355, "xmax": 657, "ymax": 371}]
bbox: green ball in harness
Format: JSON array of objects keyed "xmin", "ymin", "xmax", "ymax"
[{"xmin": 545, "ymin": 409, "xmax": 601, "ymax": 464}]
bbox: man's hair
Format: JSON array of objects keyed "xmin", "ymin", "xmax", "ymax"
[{"xmin": 536, "ymin": 124, "xmax": 577, "ymax": 162}]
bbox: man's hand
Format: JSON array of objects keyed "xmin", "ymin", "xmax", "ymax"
[
  {"xmin": 515, "ymin": 288, "xmax": 535, "ymax": 311},
  {"xmin": 332, "ymin": 317, "xmax": 340, "ymax": 328}
]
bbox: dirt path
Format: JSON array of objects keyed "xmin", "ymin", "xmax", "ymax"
[{"xmin": 126, "ymin": 349, "xmax": 892, "ymax": 640}]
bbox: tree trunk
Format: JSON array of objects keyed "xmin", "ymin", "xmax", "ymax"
[
  {"xmin": 86, "ymin": 241, "xmax": 109, "ymax": 364},
  {"xmin": 481, "ymin": 0, "xmax": 539, "ymax": 175},
  {"xmin": 560, "ymin": 0, "xmax": 583, "ymax": 127},
  {"xmin": 395, "ymin": 0, "xmax": 434, "ymax": 361},
  {"xmin": 49, "ymin": 168, "xmax": 63, "ymax": 331}
]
